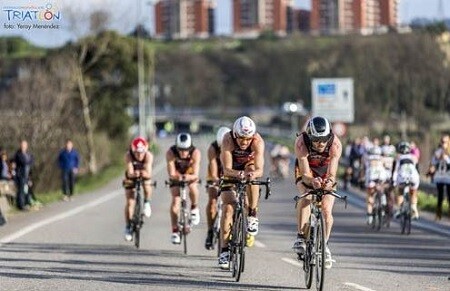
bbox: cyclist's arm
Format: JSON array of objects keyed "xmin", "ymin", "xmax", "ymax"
[
  {"xmin": 125, "ymin": 153, "xmax": 138, "ymax": 178},
  {"xmin": 294, "ymin": 135, "xmax": 314, "ymax": 186},
  {"xmin": 166, "ymin": 150, "xmax": 179, "ymax": 180},
  {"xmin": 207, "ymin": 145, "xmax": 219, "ymax": 181},
  {"xmin": 324, "ymin": 136, "xmax": 342, "ymax": 190},
  {"xmin": 221, "ymin": 133, "xmax": 241, "ymax": 178},
  {"xmin": 248, "ymin": 133, "xmax": 265, "ymax": 178},
  {"xmin": 141, "ymin": 151, "xmax": 153, "ymax": 179},
  {"xmin": 185, "ymin": 148, "xmax": 201, "ymax": 181}
]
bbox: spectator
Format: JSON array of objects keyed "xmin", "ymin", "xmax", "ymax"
[
  {"xmin": 13, "ymin": 140, "xmax": 33, "ymax": 210},
  {"xmin": 0, "ymin": 149, "xmax": 11, "ymax": 180},
  {"xmin": 410, "ymin": 141, "xmax": 421, "ymax": 173},
  {"xmin": 428, "ymin": 134, "xmax": 450, "ymax": 220},
  {"xmin": 58, "ymin": 139, "xmax": 80, "ymax": 201}
]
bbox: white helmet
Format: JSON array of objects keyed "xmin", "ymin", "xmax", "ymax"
[
  {"xmin": 233, "ymin": 116, "xmax": 256, "ymax": 138},
  {"xmin": 306, "ymin": 116, "xmax": 332, "ymax": 142},
  {"xmin": 216, "ymin": 126, "xmax": 231, "ymax": 147},
  {"xmin": 176, "ymin": 133, "xmax": 192, "ymax": 149}
]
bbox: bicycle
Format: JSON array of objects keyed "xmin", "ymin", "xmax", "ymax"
[
  {"xmin": 129, "ymin": 177, "xmax": 157, "ymax": 249},
  {"xmin": 370, "ymin": 179, "xmax": 390, "ymax": 231},
  {"xmin": 165, "ymin": 178, "xmax": 201, "ymax": 255},
  {"xmin": 294, "ymin": 189, "xmax": 347, "ymax": 291},
  {"xmin": 221, "ymin": 177, "xmax": 271, "ymax": 282},
  {"xmin": 206, "ymin": 180, "xmax": 223, "ymax": 255},
  {"xmin": 398, "ymin": 180, "xmax": 413, "ymax": 235}
]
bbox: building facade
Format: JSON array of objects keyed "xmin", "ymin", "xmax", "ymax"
[
  {"xmin": 233, "ymin": 0, "xmax": 294, "ymax": 37},
  {"xmin": 310, "ymin": 0, "xmax": 398, "ymax": 35},
  {"xmin": 155, "ymin": 0, "xmax": 215, "ymax": 39}
]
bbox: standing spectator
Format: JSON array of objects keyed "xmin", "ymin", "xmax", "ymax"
[
  {"xmin": 13, "ymin": 140, "xmax": 33, "ymax": 210},
  {"xmin": 58, "ymin": 139, "xmax": 80, "ymax": 201},
  {"xmin": 428, "ymin": 134, "xmax": 450, "ymax": 220}
]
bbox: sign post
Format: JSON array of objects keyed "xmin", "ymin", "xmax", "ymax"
[{"xmin": 311, "ymin": 78, "xmax": 354, "ymax": 123}]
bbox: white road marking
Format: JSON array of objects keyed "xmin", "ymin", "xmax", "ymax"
[
  {"xmin": 281, "ymin": 257, "xmax": 302, "ymax": 267},
  {"xmin": 254, "ymin": 240, "xmax": 266, "ymax": 248},
  {"xmin": 344, "ymin": 282, "xmax": 376, "ymax": 291},
  {"xmin": 0, "ymin": 189, "xmax": 121, "ymax": 244},
  {"xmin": 0, "ymin": 162, "xmax": 166, "ymax": 245}
]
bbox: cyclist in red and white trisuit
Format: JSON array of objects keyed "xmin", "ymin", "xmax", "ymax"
[
  {"xmin": 293, "ymin": 116, "xmax": 342, "ymax": 269},
  {"xmin": 122, "ymin": 137, "xmax": 154, "ymax": 242}
]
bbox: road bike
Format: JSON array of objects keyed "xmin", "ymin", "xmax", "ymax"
[
  {"xmin": 206, "ymin": 180, "xmax": 223, "ymax": 255},
  {"xmin": 166, "ymin": 178, "xmax": 201, "ymax": 254},
  {"xmin": 370, "ymin": 179, "xmax": 390, "ymax": 231},
  {"xmin": 222, "ymin": 177, "xmax": 271, "ymax": 282},
  {"xmin": 294, "ymin": 189, "xmax": 347, "ymax": 291},
  {"xmin": 398, "ymin": 180, "xmax": 413, "ymax": 235},
  {"xmin": 129, "ymin": 177, "xmax": 156, "ymax": 249}
]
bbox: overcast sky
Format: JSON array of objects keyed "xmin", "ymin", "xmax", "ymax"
[{"xmin": 1, "ymin": 0, "xmax": 448, "ymax": 48}]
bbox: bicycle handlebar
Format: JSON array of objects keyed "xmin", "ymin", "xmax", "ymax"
[
  {"xmin": 294, "ymin": 189, "xmax": 347, "ymax": 208},
  {"xmin": 134, "ymin": 177, "xmax": 157, "ymax": 188},
  {"xmin": 220, "ymin": 177, "xmax": 272, "ymax": 199},
  {"xmin": 165, "ymin": 179, "xmax": 202, "ymax": 188}
]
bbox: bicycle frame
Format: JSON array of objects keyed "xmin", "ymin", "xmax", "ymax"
[
  {"xmin": 294, "ymin": 189, "xmax": 347, "ymax": 291},
  {"xmin": 130, "ymin": 178, "xmax": 156, "ymax": 249},
  {"xmin": 399, "ymin": 180, "xmax": 412, "ymax": 235},
  {"xmin": 166, "ymin": 179, "xmax": 200, "ymax": 254},
  {"xmin": 221, "ymin": 177, "xmax": 271, "ymax": 282}
]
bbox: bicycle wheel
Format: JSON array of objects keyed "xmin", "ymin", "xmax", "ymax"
[
  {"xmin": 315, "ymin": 214, "xmax": 326, "ymax": 291},
  {"xmin": 235, "ymin": 210, "xmax": 245, "ymax": 282},
  {"xmin": 374, "ymin": 193, "xmax": 382, "ymax": 231},
  {"xmin": 231, "ymin": 210, "xmax": 242, "ymax": 279},
  {"xmin": 405, "ymin": 200, "xmax": 412, "ymax": 235},
  {"xmin": 303, "ymin": 221, "xmax": 313, "ymax": 289},
  {"xmin": 133, "ymin": 194, "xmax": 142, "ymax": 249},
  {"xmin": 181, "ymin": 205, "xmax": 188, "ymax": 255}
]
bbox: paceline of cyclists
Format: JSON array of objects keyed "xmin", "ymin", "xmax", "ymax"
[{"xmin": 122, "ymin": 115, "xmax": 432, "ymax": 271}]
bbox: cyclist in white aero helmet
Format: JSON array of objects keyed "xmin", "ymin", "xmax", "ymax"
[{"xmin": 218, "ymin": 116, "xmax": 265, "ymax": 269}]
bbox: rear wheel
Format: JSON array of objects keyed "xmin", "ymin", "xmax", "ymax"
[{"xmin": 315, "ymin": 215, "xmax": 326, "ymax": 291}]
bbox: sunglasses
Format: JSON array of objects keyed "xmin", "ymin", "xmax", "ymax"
[
  {"xmin": 310, "ymin": 135, "xmax": 330, "ymax": 143},
  {"xmin": 237, "ymin": 136, "xmax": 253, "ymax": 142}
]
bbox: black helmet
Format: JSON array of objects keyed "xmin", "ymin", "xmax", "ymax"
[
  {"xmin": 397, "ymin": 141, "xmax": 410, "ymax": 154},
  {"xmin": 306, "ymin": 116, "xmax": 332, "ymax": 142}
]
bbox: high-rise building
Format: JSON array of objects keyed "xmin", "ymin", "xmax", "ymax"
[
  {"xmin": 155, "ymin": 0, "xmax": 215, "ymax": 39},
  {"xmin": 310, "ymin": 0, "xmax": 398, "ymax": 35},
  {"xmin": 233, "ymin": 0, "xmax": 294, "ymax": 37}
]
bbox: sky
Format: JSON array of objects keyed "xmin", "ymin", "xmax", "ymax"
[{"xmin": 1, "ymin": 0, "xmax": 449, "ymax": 48}]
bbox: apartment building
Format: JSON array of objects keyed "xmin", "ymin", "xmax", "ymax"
[
  {"xmin": 233, "ymin": 0, "xmax": 294, "ymax": 37},
  {"xmin": 310, "ymin": 0, "xmax": 398, "ymax": 35},
  {"xmin": 155, "ymin": 0, "xmax": 215, "ymax": 39}
]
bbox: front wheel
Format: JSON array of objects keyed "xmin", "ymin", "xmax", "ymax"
[{"xmin": 315, "ymin": 215, "xmax": 326, "ymax": 291}]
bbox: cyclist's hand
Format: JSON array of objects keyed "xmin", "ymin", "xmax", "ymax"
[
  {"xmin": 323, "ymin": 178, "xmax": 334, "ymax": 191},
  {"xmin": 312, "ymin": 177, "xmax": 323, "ymax": 189},
  {"xmin": 134, "ymin": 170, "xmax": 141, "ymax": 178}
]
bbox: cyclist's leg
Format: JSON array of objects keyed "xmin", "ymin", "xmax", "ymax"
[
  {"xmin": 219, "ymin": 189, "xmax": 236, "ymax": 268},
  {"xmin": 322, "ymin": 194, "xmax": 336, "ymax": 243},
  {"xmin": 410, "ymin": 177, "xmax": 420, "ymax": 219},
  {"xmin": 365, "ymin": 182, "xmax": 375, "ymax": 224},
  {"xmin": 206, "ymin": 185, "xmax": 219, "ymax": 230},
  {"xmin": 123, "ymin": 187, "xmax": 135, "ymax": 240},
  {"xmin": 170, "ymin": 187, "xmax": 181, "ymax": 232},
  {"xmin": 293, "ymin": 183, "xmax": 311, "ymax": 253},
  {"xmin": 188, "ymin": 182, "xmax": 200, "ymax": 225}
]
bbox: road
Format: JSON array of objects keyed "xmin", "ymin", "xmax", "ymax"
[{"xmin": 0, "ymin": 136, "xmax": 449, "ymax": 291}]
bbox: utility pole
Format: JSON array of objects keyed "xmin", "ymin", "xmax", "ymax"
[
  {"xmin": 137, "ymin": 0, "xmax": 146, "ymax": 138},
  {"xmin": 438, "ymin": 0, "xmax": 444, "ymax": 21}
]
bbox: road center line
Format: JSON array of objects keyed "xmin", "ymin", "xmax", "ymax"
[
  {"xmin": 0, "ymin": 162, "xmax": 166, "ymax": 245},
  {"xmin": 281, "ymin": 257, "xmax": 302, "ymax": 267},
  {"xmin": 344, "ymin": 282, "xmax": 376, "ymax": 291}
]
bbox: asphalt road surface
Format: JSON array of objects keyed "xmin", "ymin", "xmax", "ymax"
[{"xmin": 0, "ymin": 136, "xmax": 449, "ymax": 291}]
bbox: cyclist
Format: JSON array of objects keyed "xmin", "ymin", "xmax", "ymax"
[
  {"xmin": 218, "ymin": 116, "xmax": 265, "ymax": 269},
  {"xmin": 392, "ymin": 141, "xmax": 420, "ymax": 220},
  {"xmin": 362, "ymin": 145, "xmax": 389, "ymax": 225},
  {"xmin": 166, "ymin": 133, "xmax": 201, "ymax": 244},
  {"xmin": 270, "ymin": 143, "xmax": 291, "ymax": 179},
  {"xmin": 205, "ymin": 126, "xmax": 231, "ymax": 250},
  {"xmin": 293, "ymin": 116, "xmax": 342, "ymax": 269},
  {"xmin": 122, "ymin": 137, "xmax": 154, "ymax": 241}
]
